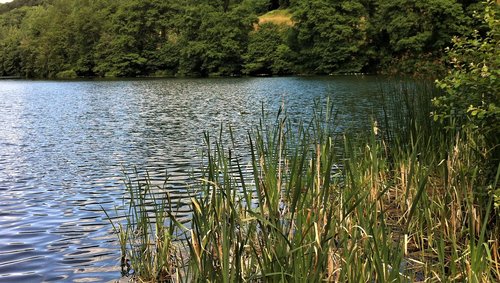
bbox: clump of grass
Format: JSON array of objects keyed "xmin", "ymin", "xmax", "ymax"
[
  {"xmin": 105, "ymin": 87, "xmax": 499, "ymax": 282},
  {"xmin": 104, "ymin": 171, "xmax": 182, "ymax": 282}
]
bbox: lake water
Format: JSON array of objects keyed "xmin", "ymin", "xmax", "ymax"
[{"xmin": 0, "ymin": 76, "xmax": 397, "ymax": 282}]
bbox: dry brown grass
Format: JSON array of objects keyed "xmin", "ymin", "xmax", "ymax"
[{"xmin": 257, "ymin": 9, "xmax": 293, "ymax": 27}]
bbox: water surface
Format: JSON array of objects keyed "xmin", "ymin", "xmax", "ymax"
[{"xmin": 0, "ymin": 76, "xmax": 393, "ymax": 282}]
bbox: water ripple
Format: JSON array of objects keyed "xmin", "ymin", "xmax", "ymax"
[{"xmin": 0, "ymin": 76, "xmax": 392, "ymax": 281}]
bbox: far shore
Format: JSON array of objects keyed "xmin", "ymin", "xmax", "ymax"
[{"xmin": 0, "ymin": 76, "xmax": 22, "ymax": 79}]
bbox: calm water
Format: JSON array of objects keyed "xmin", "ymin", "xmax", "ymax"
[{"xmin": 0, "ymin": 76, "xmax": 395, "ymax": 282}]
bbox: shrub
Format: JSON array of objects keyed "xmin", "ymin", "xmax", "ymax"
[
  {"xmin": 433, "ymin": 0, "xmax": 499, "ymax": 225},
  {"xmin": 55, "ymin": 69, "xmax": 78, "ymax": 79},
  {"xmin": 433, "ymin": 1, "xmax": 499, "ymax": 167}
]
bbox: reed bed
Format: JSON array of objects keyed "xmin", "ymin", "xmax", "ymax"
[{"xmin": 105, "ymin": 86, "xmax": 499, "ymax": 282}]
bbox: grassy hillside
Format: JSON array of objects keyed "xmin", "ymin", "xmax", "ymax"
[{"xmin": 258, "ymin": 9, "xmax": 293, "ymax": 26}]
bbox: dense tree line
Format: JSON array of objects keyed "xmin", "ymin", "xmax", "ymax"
[
  {"xmin": 0, "ymin": 0, "xmax": 46, "ymax": 14},
  {"xmin": 0, "ymin": 0, "xmax": 494, "ymax": 78}
]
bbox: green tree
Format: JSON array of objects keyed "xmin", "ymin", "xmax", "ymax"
[
  {"xmin": 20, "ymin": 2, "xmax": 73, "ymax": 78},
  {"xmin": 1, "ymin": 0, "xmax": 107, "ymax": 78},
  {"xmin": 373, "ymin": 0, "xmax": 468, "ymax": 74},
  {"xmin": 243, "ymin": 23, "xmax": 293, "ymax": 75},
  {"xmin": 0, "ymin": 0, "xmax": 46, "ymax": 14},
  {"xmin": 63, "ymin": 0, "xmax": 109, "ymax": 77},
  {"xmin": 177, "ymin": 3, "xmax": 256, "ymax": 76},
  {"xmin": 93, "ymin": 0, "xmax": 183, "ymax": 77},
  {"xmin": 93, "ymin": 0, "xmax": 154, "ymax": 77},
  {"xmin": 291, "ymin": 0, "xmax": 369, "ymax": 74},
  {"xmin": 0, "ymin": 0, "xmax": 489, "ymax": 78},
  {"xmin": 0, "ymin": 7, "xmax": 28, "ymax": 76}
]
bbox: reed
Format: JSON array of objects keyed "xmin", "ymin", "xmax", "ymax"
[
  {"xmin": 105, "ymin": 85, "xmax": 499, "ymax": 282},
  {"xmin": 104, "ymin": 171, "xmax": 182, "ymax": 282}
]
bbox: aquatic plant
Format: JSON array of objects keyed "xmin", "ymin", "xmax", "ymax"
[
  {"xmin": 105, "ymin": 87, "xmax": 499, "ymax": 282},
  {"xmin": 104, "ymin": 171, "xmax": 182, "ymax": 282}
]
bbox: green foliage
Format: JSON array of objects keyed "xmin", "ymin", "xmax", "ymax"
[
  {"xmin": 0, "ymin": 9, "xmax": 24, "ymax": 76},
  {"xmin": 240, "ymin": 0, "xmax": 269, "ymax": 14},
  {"xmin": 373, "ymin": 0, "xmax": 469, "ymax": 75},
  {"xmin": 103, "ymin": 172, "xmax": 180, "ymax": 281},
  {"xmin": 377, "ymin": 0, "xmax": 466, "ymax": 53},
  {"xmin": 93, "ymin": 0, "xmax": 163, "ymax": 77},
  {"xmin": 0, "ymin": 0, "xmax": 491, "ymax": 77},
  {"xmin": 291, "ymin": 0, "xmax": 369, "ymax": 74},
  {"xmin": 243, "ymin": 23, "xmax": 294, "ymax": 75},
  {"xmin": 178, "ymin": 5, "xmax": 256, "ymax": 76},
  {"xmin": 54, "ymin": 69, "xmax": 77, "ymax": 79},
  {"xmin": 106, "ymin": 97, "xmax": 499, "ymax": 281},
  {"xmin": 433, "ymin": 1, "xmax": 499, "ymax": 162},
  {"xmin": 0, "ymin": 0, "xmax": 46, "ymax": 14}
]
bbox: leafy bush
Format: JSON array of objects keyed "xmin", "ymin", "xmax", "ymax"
[
  {"xmin": 243, "ymin": 23, "xmax": 294, "ymax": 75},
  {"xmin": 55, "ymin": 69, "xmax": 77, "ymax": 79},
  {"xmin": 433, "ymin": 1, "xmax": 499, "ymax": 161}
]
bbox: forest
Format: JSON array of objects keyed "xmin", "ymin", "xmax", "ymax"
[{"xmin": 0, "ymin": 0, "xmax": 495, "ymax": 78}]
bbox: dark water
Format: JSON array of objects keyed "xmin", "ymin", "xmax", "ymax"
[{"xmin": 0, "ymin": 76, "xmax": 395, "ymax": 282}]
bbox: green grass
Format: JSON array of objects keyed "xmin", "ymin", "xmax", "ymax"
[
  {"xmin": 105, "ymin": 86, "xmax": 499, "ymax": 282},
  {"xmin": 103, "ymin": 171, "xmax": 183, "ymax": 281}
]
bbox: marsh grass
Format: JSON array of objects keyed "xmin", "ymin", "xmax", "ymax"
[
  {"xmin": 104, "ymin": 171, "xmax": 184, "ymax": 282},
  {"xmin": 105, "ymin": 85, "xmax": 499, "ymax": 282}
]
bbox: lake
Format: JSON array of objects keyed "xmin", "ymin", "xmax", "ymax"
[{"xmin": 0, "ymin": 76, "xmax": 398, "ymax": 282}]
